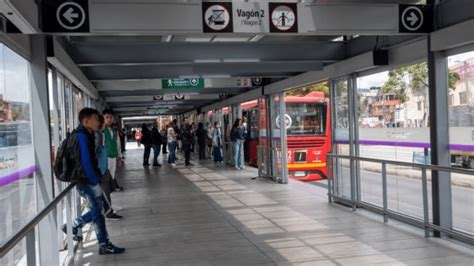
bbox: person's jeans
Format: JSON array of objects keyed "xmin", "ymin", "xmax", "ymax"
[
  {"xmin": 73, "ymin": 183, "xmax": 109, "ymax": 245},
  {"xmin": 168, "ymin": 141, "xmax": 176, "ymax": 163},
  {"xmin": 143, "ymin": 145, "xmax": 151, "ymax": 164},
  {"xmin": 182, "ymin": 143, "xmax": 191, "ymax": 165},
  {"xmin": 152, "ymin": 144, "xmax": 161, "ymax": 164},
  {"xmin": 213, "ymin": 146, "xmax": 222, "ymax": 162},
  {"xmin": 233, "ymin": 140, "xmax": 244, "ymax": 168}
]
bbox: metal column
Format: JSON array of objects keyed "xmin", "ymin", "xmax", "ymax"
[
  {"xmin": 30, "ymin": 35, "xmax": 59, "ymax": 266},
  {"xmin": 428, "ymin": 40, "xmax": 453, "ymax": 237},
  {"xmin": 279, "ymin": 92, "xmax": 288, "ymax": 184}
]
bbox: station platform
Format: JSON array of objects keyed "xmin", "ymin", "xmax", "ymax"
[{"xmin": 75, "ymin": 146, "xmax": 473, "ymax": 265}]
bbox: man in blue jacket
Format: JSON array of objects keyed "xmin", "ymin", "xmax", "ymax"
[{"xmin": 63, "ymin": 108, "xmax": 125, "ymax": 255}]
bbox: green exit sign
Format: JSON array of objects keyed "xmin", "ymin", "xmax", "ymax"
[{"xmin": 162, "ymin": 78, "xmax": 204, "ymax": 89}]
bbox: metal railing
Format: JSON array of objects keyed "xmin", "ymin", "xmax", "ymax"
[
  {"xmin": 326, "ymin": 153, "xmax": 474, "ymax": 244},
  {"xmin": 0, "ymin": 183, "xmax": 76, "ymax": 260}
]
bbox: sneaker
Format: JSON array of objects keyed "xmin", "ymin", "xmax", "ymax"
[
  {"xmin": 61, "ymin": 224, "xmax": 78, "ymax": 236},
  {"xmin": 99, "ymin": 241, "xmax": 125, "ymax": 255},
  {"xmin": 153, "ymin": 163, "xmax": 162, "ymax": 167},
  {"xmin": 235, "ymin": 166, "xmax": 240, "ymax": 170},
  {"xmin": 106, "ymin": 213, "xmax": 123, "ymax": 220},
  {"xmin": 171, "ymin": 163, "xmax": 176, "ymax": 167},
  {"xmin": 61, "ymin": 224, "xmax": 82, "ymax": 241},
  {"xmin": 240, "ymin": 166, "xmax": 246, "ymax": 170}
]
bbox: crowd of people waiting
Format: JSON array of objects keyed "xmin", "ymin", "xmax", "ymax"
[
  {"xmin": 56, "ymin": 108, "xmax": 250, "ymax": 256},
  {"xmin": 134, "ymin": 116, "xmax": 248, "ymax": 170}
]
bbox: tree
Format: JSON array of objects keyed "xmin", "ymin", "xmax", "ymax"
[
  {"xmin": 381, "ymin": 62, "xmax": 460, "ymax": 103},
  {"xmin": 381, "ymin": 62, "xmax": 460, "ymax": 127},
  {"xmin": 286, "ymin": 81, "xmax": 329, "ymax": 97}
]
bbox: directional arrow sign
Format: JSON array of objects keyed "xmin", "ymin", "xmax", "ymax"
[
  {"xmin": 399, "ymin": 5, "xmax": 432, "ymax": 33},
  {"xmin": 41, "ymin": 0, "xmax": 90, "ymax": 33}
]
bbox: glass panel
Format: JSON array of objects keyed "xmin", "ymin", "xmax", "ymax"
[
  {"xmin": 356, "ymin": 63, "xmax": 430, "ymax": 220},
  {"xmin": 333, "ymin": 78, "xmax": 351, "ymax": 198},
  {"xmin": 63, "ymin": 80, "xmax": 73, "ymax": 134},
  {"xmin": 270, "ymin": 94, "xmax": 284, "ymax": 179},
  {"xmin": 0, "ymin": 44, "xmax": 36, "ymax": 248},
  {"xmin": 447, "ymin": 51, "xmax": 474, "ymax": 233},
  {"xmin": 284, "ymin": 83, "xmax": 331, "ymax": 182}
]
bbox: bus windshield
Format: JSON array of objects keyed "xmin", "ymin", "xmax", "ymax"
[{"xmin": 286, "ymin": 102, "xmax": 327, "ymax": 136}]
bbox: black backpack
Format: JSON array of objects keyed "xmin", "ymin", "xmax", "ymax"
[{"xmin": 53, "ymin": 134, "xmax": 76, "ymax": 182}]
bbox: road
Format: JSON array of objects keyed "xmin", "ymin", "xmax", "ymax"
[{"xmin": 311, "ymin": 167, "xmax": 474, "ymax": 234}]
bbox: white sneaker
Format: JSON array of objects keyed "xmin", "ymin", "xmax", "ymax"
[
  {"xmin": 240, "ymin": 166, "xmax": 246, "ymax": 170},
  {"xmin": 235, "ymin": 166, "xmax": 240, "ymax": 170},
  {"xmin": 171, "ymin": 163, "xmax": 176, "ymax": 167}
]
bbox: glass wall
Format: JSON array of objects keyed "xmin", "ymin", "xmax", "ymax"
[
  {"xmin": 0, "ymin": 43, "xmax": 35, "ymax": 265},
  {"xmin": 447, "ymin": 51, "xmax": 474, "ymax": 234},
  {"xmin": 356, "ymin": 63, "xmax": 431, "ymax": 220},
  {"xmin": 332, "ymin": 78, "xmax": 351, "ymax": 199}
]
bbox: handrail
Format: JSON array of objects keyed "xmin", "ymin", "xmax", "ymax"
[
  {"xmin": 326, "ymin": 153, "xmax": 474, "ymax": 175},
  {"xmin": 0, "ymin": 183, "xmax": 76, "ymax": 258},
  {"xmin": 326, "ymin": 153, "xmax": 474, "ymax": 244}
]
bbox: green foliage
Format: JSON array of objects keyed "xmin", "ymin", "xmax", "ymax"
[
  {"xmin": 381, "ymin": 62, "xmax": 460, "ymax": 103},
  {"xmin": 286, "ymin": 82, "xmax": 329, "ymax": 97}
]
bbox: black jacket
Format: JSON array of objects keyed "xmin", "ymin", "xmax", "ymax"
[
  {"xmin": 196, "ymin": 128, "xmax": 207, "ymax": 144},
  {"xmin": 180, "ymin": 125, "xmax": 193, "ymax": 145},
  {"xmin": 68, "ymin": 125, "xmax": 102, "ymax": 185},
  {"xmin": 140, "ymin": 128, "xmax": 152, "ymax": 146},
  {"xmin": 151, "ymin": 127, "xmax": 163, "ymax": 145}
]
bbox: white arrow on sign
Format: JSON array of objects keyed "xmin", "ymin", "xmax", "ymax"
[
  {"xmin": 63, "ymin": 7, "xmax": 79, "ymax": 23},
  {"xmin": 401, "ymin": 6, "xmax": 423, "ymax": 31},
  {"xmin": 56, "ymin": 2, "xmax": 86, "ymax": 30},
  {"xmin": 407, "ymin": 11, "xmax": 419, "ymax": 26}
]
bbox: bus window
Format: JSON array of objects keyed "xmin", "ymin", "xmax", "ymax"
[{"xmin": 286, "ymin": 103, "xmax": 327, "ymax": 136}]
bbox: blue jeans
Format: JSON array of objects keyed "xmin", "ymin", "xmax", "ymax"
[
  {"xmin": 213, "ymin": 146, "xmax": 222, "ymax": 162},
  {"xmin": 233, "ymin": 140, "xmax": 244, "ymax": 168},
  {"xmin": 152, "ymin": 144, "xmax": 161, "ymax": 164},
  {"xmin": 168, "ymin": 141, "xmax": 176, "ymax": 163},
  {"xmin": 73, "ymin": 183, "xmax": 109, "ymax": 245}
]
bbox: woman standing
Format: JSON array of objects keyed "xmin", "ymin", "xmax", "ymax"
[
  {"xmin": 231, "ymin": 118, "xmax": 245, "ymax": 170},
  {"xmin": 212, "ymin": 121, "xmax": 223, "ymax": 163},
  {"xmin": 140, "ymin": 124, "xmax": 152, "ymax": 166}
]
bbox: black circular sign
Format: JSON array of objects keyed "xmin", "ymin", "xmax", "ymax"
[
  {"xmin": 401, "ymin": 6, "xmax": 423, "ymax": 32},
  {"xmin": 56, "ymin": 2, "xmax": 86, "ymax": 30}
]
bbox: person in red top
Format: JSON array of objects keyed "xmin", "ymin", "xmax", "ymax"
[{"xmin": 135, "ymin": 130, "xmax": 142, "ymax": 147}]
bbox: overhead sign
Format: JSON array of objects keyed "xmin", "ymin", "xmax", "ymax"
[
  {"xmin": 399, "ymin": 5, "xmax": 432, "ymax": 33},
  {"xmin": 269, "ymin": 3, "xmax": 298, "ymax": 33},
  {"xmin": 233, "ymin": 2, "xmax": 269, "ymax": 33},
  {"xmin": 41, "ymin": 0, "xmax": 90, "ymax": 32},
  {"xmin": 202, "ymin": 1, "xmax": 298, "ymax": 34},
  {"xmin": 202, "ymin": 2, "xmax": 233, "ymax": 33},
  {"xmin": 162, "ymin": 78, "xmax": 204, "ymax": 89}
]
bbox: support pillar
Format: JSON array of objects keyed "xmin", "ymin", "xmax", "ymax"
[{"xmin": 427, "ymin": 39, "xmax": 453, "ymax": 237}]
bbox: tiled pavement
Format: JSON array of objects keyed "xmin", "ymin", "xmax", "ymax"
[{"xmin": 76, "ymin": 147, "xmax": 473, "ymax": 265}]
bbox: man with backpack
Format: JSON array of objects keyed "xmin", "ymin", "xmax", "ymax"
[{"xmin": 56, "ymin": 108, "xmax": 125, "ymax": 255}]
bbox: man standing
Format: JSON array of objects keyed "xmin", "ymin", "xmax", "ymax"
[
  {"xmin": 167, "ymin": 121, "xmax": 177, "ymax": 167},
  {"xmin": 180, "ymin": 118, "xmax": 193, "ymax": 166},
  {"xmin": 95, "ymin": 115, "xmax": 123, "ymax": 220},
  {"xmin": 62, "ymin": 108, "xmax": 125, "ymax": 254},
  {"xmin": 102, "ymin": 109, "xmax": 124, "ymax": 191},
  {"xmin": 151, "ymin": 120, "xmax": 163, "ymax": 167}
]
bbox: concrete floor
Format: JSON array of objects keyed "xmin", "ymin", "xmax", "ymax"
[{"xmin": 76, "ymin": 147, "xmax": 473, "ymax": 265}]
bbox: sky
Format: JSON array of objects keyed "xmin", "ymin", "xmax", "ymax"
[
  {"xmin": 357, "ymin": 51, "xmax": 474, "ymax": 89},
  {"xmin": 0, "ymin": 44, "xmax": 31, "ymax": 104}
]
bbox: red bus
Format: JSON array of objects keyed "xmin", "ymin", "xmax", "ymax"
[{"xmin": 242, "ymin": 92, "xmax": 331, "ymax": 182}]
